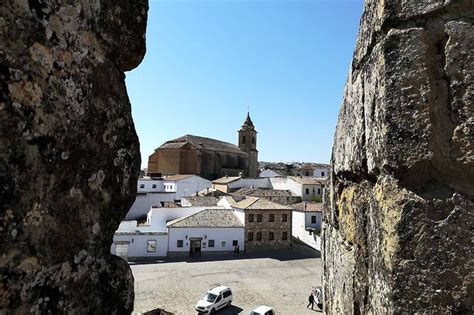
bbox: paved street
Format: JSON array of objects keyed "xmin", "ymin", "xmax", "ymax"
[{"xmin": 131, "ymin": 245, "xmax": 322, "ymax": 314}]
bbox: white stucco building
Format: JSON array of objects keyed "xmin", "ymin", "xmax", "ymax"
[
  {"xmin": 111, "ymin": 221, "xmax": 168, "ymax": 259},
  {"xmin": 126, "ymin": 175, "xmax": 212, "ymax": 220},
  {"xmin": 312, "ymin": 164, "xmax": 330, "ymax": 178},
  {"xmin": 112, "ymin": 205, "xmax": 245, "ymax": 260},
  {"xmin": 167, "ymin": 209, "xmax": 245, "ymax": 257},
  {"xmin": 211, "ymin": 175, "xmax": 325, "ymax": 202},
  {"xmin": 291, "ymin": 202, "xmax": 323, "ymax": 250},
  {"xmin": 286, "ymin": 177, "xmax": 325, "ymax": 201}
]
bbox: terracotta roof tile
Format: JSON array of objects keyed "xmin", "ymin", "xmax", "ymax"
[
  {"xmin": 233, "ymin": 197, "xmax": 292, "ymax": 210},
  {"xmin": 160, "ymin": 134, "xmax": 246, "ymax": 155},
  {"xmin": 290, "ymin": 176, "xmax": 326, "ymax": 185},
  {"xmin": 167, "ymin": 209, "xmax": 244, "ymax": 228},
  {"xmin": 293, "ymin": 202, "xmax": 323, "ymax": 212}
]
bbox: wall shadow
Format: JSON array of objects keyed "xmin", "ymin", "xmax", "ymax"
[{"xmin": 129, "ymin": 243, "xmax": 320, "ymax": 266}]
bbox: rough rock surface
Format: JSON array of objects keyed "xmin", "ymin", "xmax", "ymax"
[
  {"xmin": 323, "ymin": 0, "xmax": 473, "ymax": 313},
  {"xmin": 0, "ymin": 0, "xmax": 147, "ymax": 313}
]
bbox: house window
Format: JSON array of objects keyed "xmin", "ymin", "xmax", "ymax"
[
  {"xmin": 221, "ymin": 241, "xmax": 226, "ymax": 247},
  {"xmin": 256, "ymin": 232, "xmax": 262, "ymax": 241},
  {"xmin": 269, "ymin": 214, "xmax": 274, "ymax": 222},
  {"xmin": 318, "ymin": 188, "xmax": 321, "ymax": 195},
  {"xmin": 152, "ymin": 184, "xmax": 157, "ymax": 189},
  {"xmin": 305, "ymin": 188, "xmax": 309, "ymax": 194},
  {"xmin": 282, "ymin": 231, "xmax": 288, "ymax": 240},
  {"xmin": 321, "ymin": 171, "xmax": 325, "ymax": 176},
  {"xmin": 147, "ymin": 240, "xmax": 156, "ymax": 252},
  {"xmin": 248, "ymin": 232, "xmax": 254, "ymax": 241},
  {"xmin": 305, "ymin": 171, "xmax": 309, "ymax": 176},
  {"xmin": 177, "ymin": 240, "xmax": 183, "ymax": 248},
  {"xmin": 269, "ymin": 232, "xmax": 274, "ymax": 241},
  {"xmin": 257, "ymin": 214, "xmax": 262, "ymax": 222},
  {"xmin": 248, "ymin": 214, "xmax": 254, "ymax": 222},
  {"xmin": 282, "ymin": 213, "xmax": 288, "ymax": 222},
  {"xmin": 208, "ymin": 240, "xmax": 215, "ymax": 247},
  {"xmin": 311, "ymin": 216, "xmax": 317, "ymax": 224},
  {"xmin": 140, "ymin": 184, "xmax": 145, "ymax": 189},
  {"xmin": 232, "ymin": 240, "xmax": 238, "ymax": 246}
]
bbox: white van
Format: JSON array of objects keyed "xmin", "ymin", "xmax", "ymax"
[
  {"xmin": 195, "ymin": 285, "xmax": 233, "ymax": 314},
  {"xmin": 250, "ymin": 305, "xmax": 276, "ymax": 315}
]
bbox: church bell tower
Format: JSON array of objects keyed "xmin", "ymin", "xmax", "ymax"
[{"xmin": 238, "ymin": 112, "xmax": 258, "ymax": 178}]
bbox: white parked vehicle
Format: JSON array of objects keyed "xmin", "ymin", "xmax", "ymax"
[
  {"xmin": 250, "ymin": 305, "xmax": 276, "ymax": 315},
  {"xmin": 195, "ymin": 285, "xmax": 232, "ymax": 314}
]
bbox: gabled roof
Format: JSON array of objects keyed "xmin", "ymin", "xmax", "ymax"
[
  {"xmin": 181, "ymin": 196, "xmax": 219, "ymax": 207},
  {"xmin": 293, "ymin": 202, "xmax": 323, "ymax": 212},
  {"xmin": 159, "ymin": 134, "xmax": 246, "ymax": 155},
  {"xmin": 212, "ymin": 176, "xmax": 241, "ymax": 184},
  {"xmin": 290, "ymin": 176, "xmax": 326, "ymax": 185},
  {"xmin": 166, "ymin": 209, "xmax": 244, "ymax": 228},
  {"xmin": 163, "ymin": 174, "xmax": 195, "ymax": 181},
  {"xmin": 232, "ymin": 187, "xmax": 293, "ymax": 197},
  {"xmin": 233, "ymin": 197, "xmax": 292, "ymax": 210}
]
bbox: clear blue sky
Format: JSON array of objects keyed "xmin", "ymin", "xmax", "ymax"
[{"xmin": 126, "ymin": 0, "xmax": 364, "ymax": 168}]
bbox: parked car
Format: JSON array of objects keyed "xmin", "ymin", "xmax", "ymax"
[
  {"xmin": 195, "ymin": 285, "xmax": 232, "ymax": 314},
  {"xmin": 250, "ymin": 305, "xmax": 276, "ymax": 315}
]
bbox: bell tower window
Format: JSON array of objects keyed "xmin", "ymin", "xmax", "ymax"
[{"xmin": 242, "ymin": 135, "xmax": 246, "ymax": 144}]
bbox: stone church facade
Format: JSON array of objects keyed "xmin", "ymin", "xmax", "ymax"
[{"xmin": 148, "ymin": 113, "xmax": 259, "ymax": 180}]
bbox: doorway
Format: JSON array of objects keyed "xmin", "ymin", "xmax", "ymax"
[
  {"xmin": 115, "ymin": 241, "xmax": 130, "ymax": 261},
  {"xmin": 189, "ymin": 238, "xmax": 202, "ymax": 257}
]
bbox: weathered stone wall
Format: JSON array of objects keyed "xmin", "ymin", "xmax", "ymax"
[
  {"xmin": 0, "ymin": 0, "xmax": 147, "ymax": 313},
  {"xmin": 323, "ymin": 0, "xmax": 473, "ymax": 313},
  {"xmin": 245, "ymin": 210, "xmax": 292, "ymax": 250}
]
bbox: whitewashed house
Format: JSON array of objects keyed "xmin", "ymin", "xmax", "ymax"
[
  {"xmin": 211, "ymin": 175, "xmax": 324, "ymax": 202},
  {"xmin": 167, "ymin": 209, "xmax": 245, "ymax": 257},
  {"xmin": 312, "ymin": 164, "xmax": 330, "ymax": 178},
  {"xmin": 286, "ymin": 177, "xmax": 325, "ymax": 201},
  {"xmin": 292, "ymin": 202, "xmax": 323, "ymax": 251},
  {"xmin": 111, "ymin": 221, "xmax": 168, "ymax": 260},
  {"xmin": 126, "ymin": 175, "xmax": 212, "ymax": 220},
  {"xmin": 162, "ymin": 174, "xmax": 212, "ymax": 199},
  {"xmin": 112, "ymin": 206, "xmax": 220, "ymax": 260},
  {"xmin": 113, "ymin": 204, "xmax": 249, "ymax": 260}
]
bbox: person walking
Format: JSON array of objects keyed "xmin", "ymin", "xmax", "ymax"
[
  {"xmin": 314, "ymin": 287, "xmax": 323, "ymax": 310},
  {"xmin": 307, "ymin": 293, "xmax": 315, "ymax": 310}
]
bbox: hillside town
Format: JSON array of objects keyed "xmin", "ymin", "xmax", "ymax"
[{"xmin": 112, "ymin": 113, "xmax": 328, "ymax": 261}]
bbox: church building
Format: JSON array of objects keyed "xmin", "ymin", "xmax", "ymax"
[{"xmin": 148, "ymin": 113, "xmax": 259, "ymax": 180}]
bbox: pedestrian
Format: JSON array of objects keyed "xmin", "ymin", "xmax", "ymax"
[
  {"xmin": 314, "ymin": 287, "xmax": 323, "ymax": 310},
  {"xmin": 236, "ymin": 244, "xmax": 240, "ymax": 254},
  {"xmin": 307, "ymin": 293, "xmax": 315, "ymax": 310}
]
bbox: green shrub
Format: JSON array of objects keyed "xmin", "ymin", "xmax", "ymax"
[{"xmin": 311, "ymin": 196, "xmax": 322, "ymax": 203}]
